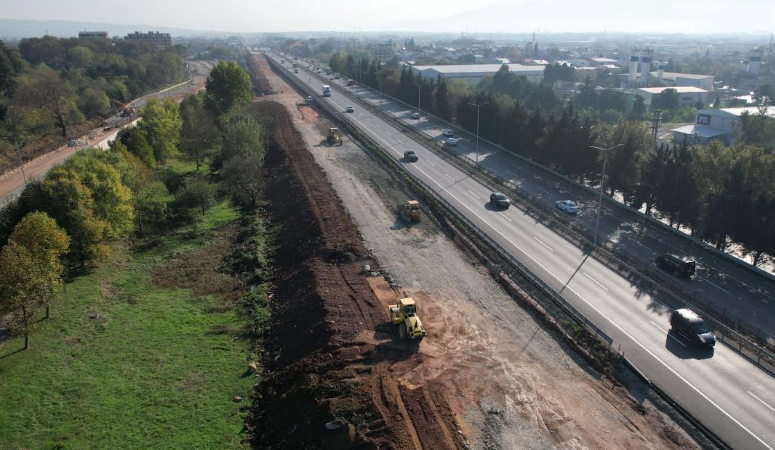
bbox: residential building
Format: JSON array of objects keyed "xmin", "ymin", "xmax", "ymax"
[
  {"xmin": 78, "ymin": 31, "xmax": 108, "ymax": 39},
  {"xmin": 125, "ymin": 31, "xmax": 172, "ymax": 47}
]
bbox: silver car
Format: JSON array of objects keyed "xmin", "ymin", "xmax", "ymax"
[
  {"xmin": 555, "ymin": 200, "xmax": 579, "ymax": 214},
  {"xmin": 442, "ymin": 129, "xmax": 455, "ymax": 137}
]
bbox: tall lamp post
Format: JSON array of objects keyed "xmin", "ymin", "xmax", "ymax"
[
  {"xmin": 590, "ymin": 144, "xmax": 623, "ymax": 246},
  {"xmin": 467, "ymin": 101, "xmax": 489, "ymax": 170},
  {"xmin": 413, "ymin": 81, "xmax": 422, "ymax": 113},
  {"xmin": 2, "ymin": 136, "xmax": 27, "ymax": 186}
]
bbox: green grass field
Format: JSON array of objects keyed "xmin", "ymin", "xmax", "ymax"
[{"xmin": 0, "ymin": 197, "xmax": 252, "ymax": 450}]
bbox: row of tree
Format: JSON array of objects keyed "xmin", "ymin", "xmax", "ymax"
[
  {"xmin": 0, "ymin": 60, "xmax": 257, "ymax": 349},
  {"xmin": 0, "ymin": 37, "xmax": 186, "ymax": 140}
]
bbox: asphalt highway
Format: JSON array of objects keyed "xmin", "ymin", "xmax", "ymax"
[{"xmin": 268, "ymin": 52, "xmax": 775, "ymax": 450}]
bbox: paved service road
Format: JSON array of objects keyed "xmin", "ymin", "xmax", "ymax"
[{"xmin": 267, "ymin": 52, "xmax": 775, "ymax": 450}]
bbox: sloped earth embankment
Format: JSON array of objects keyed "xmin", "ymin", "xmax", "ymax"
[{"xmin": 248, "ymin": 101, "xmax": 463, "ymax": 450}]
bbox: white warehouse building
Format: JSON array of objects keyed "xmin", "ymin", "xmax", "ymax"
[
  {"xmin": 636, "ymin": 86, "xmax": 709, "ymax": 110},
  {"xmin": 672, "ymin": 106, "xmax": 775, "ymax": 145},
  {"xmin": 410, "ymin": 63, "xmax": 545, "ymax": 85}
]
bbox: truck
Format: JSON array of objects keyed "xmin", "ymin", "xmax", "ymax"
[
  {"xmin": 292, "ymin": 62, "xmax": 297, "ymax": 69},
  {"xmin": 347, "ymin": 79, "xmax": 355, "ymax": 86},
  {"xmin": 322, "ymin": 85, "xmax": 331, "ymax": 97}
]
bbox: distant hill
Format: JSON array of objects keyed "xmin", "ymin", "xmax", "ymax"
[{"xmin": 0, "ymin": 19, "xmax": 215, "ymax": 40}]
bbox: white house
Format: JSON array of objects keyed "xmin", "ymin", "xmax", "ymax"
[{"xmin": 671, "ymin": 106, "xmax": 775, "ymax": 145}]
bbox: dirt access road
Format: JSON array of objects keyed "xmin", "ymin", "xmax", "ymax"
[
  {"xmin": 250, "ymin": 53, "xmax": 702, "ymax": 450},
  {"xmin": 0, "ymin": 60, "xmax": 215, "ymax": 206}
]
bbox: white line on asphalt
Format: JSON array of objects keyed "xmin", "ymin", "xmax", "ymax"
[
  {"xmin": 583, "ymin": 272, "xmax": 609, "ymax": 291},
  {"xmin": 696, "ymin": 275, "xmax": 732, "ymax": 294},
  {"xmin": 534, "ymin": 236, "xmax": 554, "ymax": 252},
  {"xmin": 427, "ymin": 161, "xmax": 435, "ymax": 167},
  {"xmin": 627, "ymin": 236, "xmax": 654, "ymax": 251},
  {"xmin": 749, "ymin": 391, "xmax": 775, "ymax": 414},
  {"xmin": 649, "ymin": 321, "xmax": 687, "ymax": 347},
  {"xmin": 445, "ymin": 173, "xmax": 455, "ymax": 181},
  {"xmin": 468, "ymin": 190, "xmax": 481, "ymax": 200},
  {"xmin": 536, "ymin": 186, "xmax": 553, "ymax": 197},
  {"xmin": 498, "ymin": 212, "xmax": 512, "ymax": 222}
]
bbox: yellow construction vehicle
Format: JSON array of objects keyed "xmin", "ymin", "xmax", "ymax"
[
  {"xmin": 397, "ymin": 200, "xmax": 421, "ymax": 224},
  {"xmin": 388, "ymin": 298, "xmax": 427, "ymax": 340},
  {"xmin": 327, "ymin": 128, "xmax": 343, "ymax": 146}
]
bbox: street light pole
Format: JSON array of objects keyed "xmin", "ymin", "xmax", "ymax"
[
  {"xmin": 413, "ymin": 81, "xmax": 422, "ymax": 113},
  {"xmin": 590, "ymin": 144, "xmax": 623, "ymax": 246},
  {"xmin": 3, "ymin": 136, "xmax": 27, "ymax": 186},
  {"xmin": 467, "ymin": 101, "xmax": 489, "ymax": 170}
]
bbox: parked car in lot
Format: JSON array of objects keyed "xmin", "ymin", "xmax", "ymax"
[
  {"xmin": 555, "ymin": 200, "xmax": 579, "ymax": 214},
  {"xmin": 656, "ymin": 254, "xmax": 696, "ymax": 278},
  {"xmin": 404, "ymin": 150, "xmax": 418, "ymax": 162},
  {"xmin": 489, "ymin": 192, "xmax": 510, "ymax": 209},
  {"xmin": 442, "ymin": 129, "xmax": 455, "ymax": 137},
  {"xmin": 670, "ymin": 308, "xmax": 716, "ymax": 348},
  {"xmin": 346, "ymin": 106, "xmax": 355, "ymax": 113},
  {"xmin": 445, "ymin": 138, "xmax": 460, "ymax": 146},
  {"xmin": 411, "ymin": 112, "xmax": 421, "ymax": 119}
]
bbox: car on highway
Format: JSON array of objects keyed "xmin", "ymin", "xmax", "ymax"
[
  {"xmin": 656, "ymin": 254, "xmax": 696, "ymax": 278},
  {"xmin": 670, "ymin": 309, "xmax": 716, "ymax": 348},
  {"xmin": 411, "ymin": 112, "xmax": 421, "ymax": 119},
  {"xmin": 442, "ymin": 129, "xmax": 455, "ymax": 137},
  {"xmin": 555, "ymin": 200, "xmax": 579, "ymax": 214},
  {"xmin": 306, "ymin": 96, "xmax": 313, "ymax": 103},
  {"xmin": 404, "ymin": 150, "xmax": 419, "ymax": 162},
  {"xmin": 489, "ymin": 192, "xmax": 510, "ymax": 209},
  {"xmin": 445, "ymin": 138, "xmax": 460, "ymax": 146},
  {"xmin": 346, "ymin": 106, "xmax": 355, "ymax": 113}
]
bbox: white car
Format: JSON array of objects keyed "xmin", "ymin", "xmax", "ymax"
[
  {"xmin": 555, "ymin": 200, "xmax": 579, "ymax": 214},
  {"xmin": 306, "ymin": 96, "xmax": 313, "ymax": 103},
  {"xmin": 411, "ymin": 112, "xmax": 421, "ymax": 119},
  {"xmin": 346, "ymin": 106, "xmax": 355, "ymax": 113},
  {"xmin": 445, "ymin": 138, "xmax": 461, "ymax": 146},
  {"xmin": 442, "ymin": 129, "xmax": 455, "ymax": 137}
]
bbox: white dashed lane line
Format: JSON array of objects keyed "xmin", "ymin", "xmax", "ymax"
[
  {"xmin": 467, "ymin": 190, "xmax": 481, "ymax": 200},
  {"xmin": 583, "ymin": 272, "xmax": 609, "ymax": 291},
  {"xmin": 649, "ymin": 321, "xmax": 687, "ymax": 347},
  {"xmin": 498, "ymin": 212, "xmax": 512, "ymax": 222},
  {"xmin": 749, "ymin": 391, "xmax": 775, "ymax": 414},
  {"xmin": 533, "ymin": 236, "xmax": 554, "ymax": 252}
]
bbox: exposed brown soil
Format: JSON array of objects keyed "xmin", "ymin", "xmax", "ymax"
[{"xmin": 248, "ymin": 100, "xmax": 464, "ymax": 449}]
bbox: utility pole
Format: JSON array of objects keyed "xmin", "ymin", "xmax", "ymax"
[
  {"xmin": 413, "ymin": 81, "xmax": 422, "ymax": 113},
  {"xmin": 467, "ymin": 101, "xmax": 490, "ymax": 170},
  {"xmin": 590, "ymin": 144, "xmax": 623, "ymax": 246},
  {"xmin": 650, "ymin": 109, "xmax": 662, "ymax": 150},
  {"xmin": 2, "ymin": 136, "xmax": 27, "ymax": 186}
]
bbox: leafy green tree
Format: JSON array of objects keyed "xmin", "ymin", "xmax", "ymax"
[
  {"xmin": 125, "ymin": 128, "xmax": 156, "ymax": 167},
  {"xmin": 136, "ymin": 181, "xmax": 170, "ymax": 234},
  {"xmin": 0, "ymin": 212, "xmax": 69, "ymax": 348},
  {"xmin": 598, "ymin": 121, "xmax": 650, "ymax": 204},
  {"xmin": 636, "ymin": 144, "xmax": 670, "ymax": 215},
  {"xmin": 652, "ymin": 88, "xmax": 680, "ymax": 110},
  {"xmin": 218, "ymin": 108, "xmax": 267, "ymax": 164},
  {"xmin": 176, "ymin": 178, "xmax": 216, "ymax": 215},
  {"xmin": 543, "ymin": 63, "xmax": 575, "ymax": 85},
  {"xmin": 221, "ymin": 155, "xmax": 263, "ymax": 208},
  {"xmin": 139, "ymin": 98, "xmax": 182, "ymax": 166},
  {"xmin": 204, "ymin": 61, "xmax": 252, "ymax": 116},
  {"xmin": 180, "ymin": 93, "xmax": 220, "ymax": 170},
  {"xmin": 631, "ymin": 95, "xmax": 646, "ymax": 118},
  {"xmin": 13, "ymin": 64, "xmax": 82, "ymax": 137},
  {"xmin": 460, "ymin": 54, "xmax": 477, "ymax": 64}
]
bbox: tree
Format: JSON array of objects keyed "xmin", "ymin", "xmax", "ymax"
[
  {"xmin": 139, "ymin": 98, "xmax": 182, "ymax": 166},
  {"xmin": 176, "ymin": 178, "xmax": 216, "ymax": 215},
  {"xmin": 637, "ymin": 144, "xmax": 670, "ymax": 215},
  {"xmin": 460, "ymin": 54, "xmax": 477, "ymax": 64},
  {"xmin": 631, "ymin": 95, "xmax": 646, "ymax": 118},
  {"xmin": 204, "ymin": 61, "xmax": 253, "ymax": 116},
  {"xmin": 221, "ymin": 155, "xmax": 263, "ymax": 208},
  {"xmin": 13, "ymin": 64, "xmax": 81, "ymax": 137},
  {"xmin": 543, "ymin": 63, "xmax": 575, "ymax": 85},
  {"xmin": 179, "ymin": 93, "xmax": 220, "ymax": 170},
  {"xmin": 126, "ymin": 128, "xmax": 156, "ymax": 167},
  {"xmin": 218, "ymin": 108, "xmax": 267, "ymax": 164},
  {"xmin": 0, "ymin": 212, "xmax": 69, "ymax": 349},
  {"xmin": 652, "ymin": 88, "xmax": 680, "ymax": 110},
  {"xmin": 598, "ymin": 121, "xmax": 650, "ymax": 204},
  {"xmin": 136, "ymin": 181, "xmax": 169, "ymax": 234}
]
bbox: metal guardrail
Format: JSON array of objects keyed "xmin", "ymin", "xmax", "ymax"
[{"xmin": 311, "ymin": 68, "xmax": 775, "ymax": 366}]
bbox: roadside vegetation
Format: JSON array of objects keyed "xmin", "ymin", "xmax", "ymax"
[{"xmin": 0, "ymin": 60, "xmax": 266, "ymax": 449}]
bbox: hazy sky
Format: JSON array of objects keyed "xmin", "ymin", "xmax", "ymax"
[{"xmin": 1, "ymin": 0, "xmax": 773, "ymax": 34}]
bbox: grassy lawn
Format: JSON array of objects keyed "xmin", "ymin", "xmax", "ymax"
[{"xmin": 0, "ymin": 198, "xmax": 252, "ymax": 450}]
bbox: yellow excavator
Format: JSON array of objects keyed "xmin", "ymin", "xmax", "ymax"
[
  {"xmin": 388, "ymin": 298, "xmax": 427, "ymax": 340},
  {"xmin": 327, "ymin": 128, "xmax": 343, "ymax": 146},
  {"xmin": 398, "ymin": 200, "xmax": 421, "ymax": 224}
]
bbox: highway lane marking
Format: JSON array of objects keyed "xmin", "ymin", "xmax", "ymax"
[
  {"xmin": 696, "ymin": 275, "xmax": 731, "ymax": 294},
  {"xmin": 498, "ymin": 212, "xmax": 512, "ymax": 222},
  {"xmin": 627, "ymin": 236, "xmax": 654, "ymax": 251},
  {"xmin": 749, "ymin": 391, "xmax": 775, "ymax": 414},
  {"xmin": 583, "ymin": 272, "xmax": 609, "ymax": 291},
  {"xmin": 649, "ymin": 321, "xmax": 687, "ymax": 347},
  {"xmin": 444, "ymin": 173, "xmax": 455, "ymax": 181},
  {"xmin": 536, "ymin": 186, "xmax": 554, "ymax": 197},
  {"xmin": 467, "ymin": 190, "xmax": 481, "ymax": 200},
  {"xmin": 426, "ymin": 161, "xmax": 435, "ymax": 167},
  {"xmin": 533, "ymin": 237, "xmax": 554, "ymax": 252}
]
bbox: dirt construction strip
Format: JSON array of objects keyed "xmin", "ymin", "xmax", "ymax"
[{"xmin": 248, "ymin": 53, "xmax": 705, "ymax": 450}]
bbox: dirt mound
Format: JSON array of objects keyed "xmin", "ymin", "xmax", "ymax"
[
  {"xmin": 248, "ymin": 101, "xmax": 463, "ymax": 450},
  {"xmin": 247, "ymin": 54, "xmax": 274, "ymax": 95}
]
